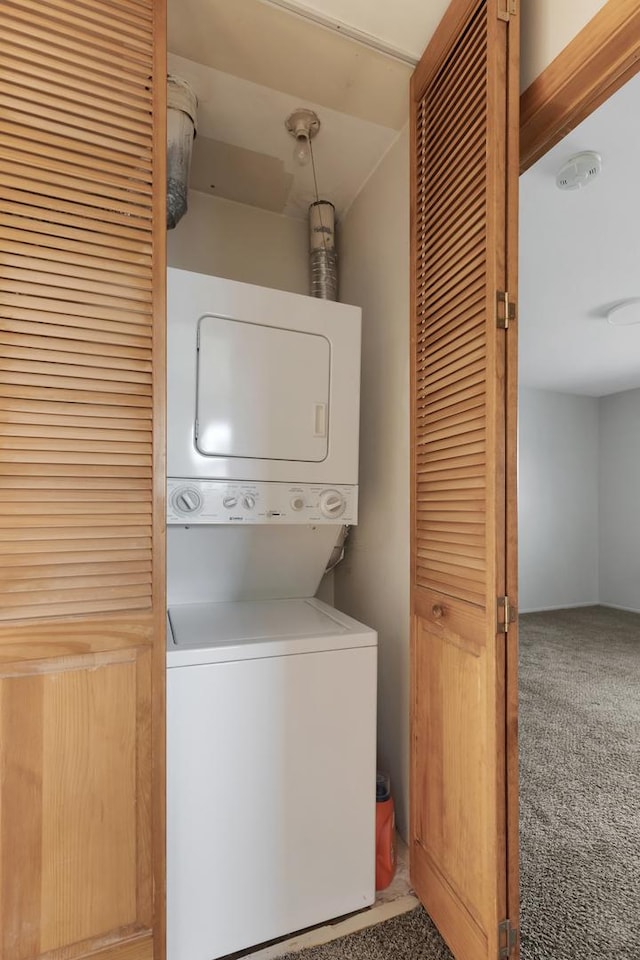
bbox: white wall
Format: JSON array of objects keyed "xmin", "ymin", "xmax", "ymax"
[
  {"xmin": 599, "ymin": 388, "xmax": 640, "ymax": 612},
  {"xmin": 520, "ymin": 0, "xmax": 608, "ymax": 91},
  {"xmin": 167, "ymin": 190, "xmax": 308, "ymax": 294},
  {"xmin": 334, "ymin": 128, "xmax": 410, "ymax": 839},
  {"xmin": 518, "ymin": 388, "xmax": 600, "ymax": 613}
]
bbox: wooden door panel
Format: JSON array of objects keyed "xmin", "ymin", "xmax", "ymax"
[
  {"xmin": 0, "ymin": 648, "xmax": 153, "ymax": 960},
  {"xmin": 413, "ymin": 614, "xmax": 491, "ymax": 918},
  {"xmin": 0, "ymin": 0, "xmax": 156, "ymax": 623},
  {"xmin": 0, "ymin": 0, "xmax": 166, "ymax": 957},
  {"xmin": 410, "ymin": 0, "xmax": 519, "ymax": 957}
]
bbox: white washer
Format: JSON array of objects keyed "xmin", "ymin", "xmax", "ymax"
[{"xmin": 166, "ymin": 598, "xmax": 377, "ymax": 960}]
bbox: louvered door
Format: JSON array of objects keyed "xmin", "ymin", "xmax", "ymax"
[
  {"xmin": 0, "ymin": 3, "xmax": 166, "ymax": 960},
  {"xmin": 409, "ymin": 1, "xmax": 519, "ymax": 959}
]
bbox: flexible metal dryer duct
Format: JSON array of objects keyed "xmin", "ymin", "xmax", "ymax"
[
  {"xmin": 167, "ymin": 76, "xmax": 197, "ymax": 230},
  {"xmin": 309, "ymin": 200, "xmax": 337, "ymax": 301}
]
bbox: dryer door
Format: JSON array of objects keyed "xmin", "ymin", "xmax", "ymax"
[{"xmin": 196, "ymin": 316, "xmax": 330, "ymax": 463}]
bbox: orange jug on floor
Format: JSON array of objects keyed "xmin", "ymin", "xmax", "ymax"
[{"xmin": 375, "ymin": 773, "xmax": 397, "ymax": 890}]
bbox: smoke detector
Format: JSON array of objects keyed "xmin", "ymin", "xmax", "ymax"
[{"xmin": 556, "ymin": 151, "xmax": 602, "ymax": 191}]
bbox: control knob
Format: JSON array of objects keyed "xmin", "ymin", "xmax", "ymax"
[
  {"xmin": 222, "ymin": 495, "xmax": 238, "ymax": 509},
  {"xmin": 172, "ymin": 487, "xmax": 202, "ymax": 515},
  {"xmin": 319, "ymin": 489, "xmax": 346, "ymax": 519},
  {"xmin": 242, "ymin": 494, "xmax": 256, "ymax": 510}
]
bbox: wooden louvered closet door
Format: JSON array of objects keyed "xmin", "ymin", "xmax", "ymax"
[
  {"xmin": 0, "ymin": 3, "xmax": 166, "ymax": 960},
  {"xmin": 409, "ymin": 1, "xmax": 519, "ymax": 959}
]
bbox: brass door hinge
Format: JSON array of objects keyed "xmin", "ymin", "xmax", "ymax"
[
  {"xmin": 498, "ymin": 919, "xmax": 518, "ymax": 959},
  {"xmin": 497, "ymin": 596, "xmax": 516, "ymax": 633},
  {"xmin": 498, "ymin": 0, "xmax": 517, "ymax": 22},
  {"xmin": 497, "ymin": 291, "xmax": 516, "ymax": 330}
]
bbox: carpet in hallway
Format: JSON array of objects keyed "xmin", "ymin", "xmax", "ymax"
[
  {"xmin": 519, "ymin": 605, "xmax": 640, "ymax": 960},
  {"xmin": 277, "ymin": 907, "xmax": 452, "ymax": 960}
]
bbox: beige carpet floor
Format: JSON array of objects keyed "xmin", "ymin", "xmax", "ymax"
[{"xmin": 519, "ymin": 605, "xmax": 640, "ymax": 960}]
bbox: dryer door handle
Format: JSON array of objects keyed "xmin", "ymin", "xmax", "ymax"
[{"xmin": 314, "ymin": 403, "xmax": 327, "ymax": 437}]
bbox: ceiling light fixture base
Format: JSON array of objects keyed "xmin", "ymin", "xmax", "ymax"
[{"xmin": 285, "ymin": 109, "xmax": 321, "ymax": 143}]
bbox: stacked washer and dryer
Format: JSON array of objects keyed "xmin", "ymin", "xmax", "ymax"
[{"xmin": 165, "ymin": 268, "xmax": 378, "ymax": 960}]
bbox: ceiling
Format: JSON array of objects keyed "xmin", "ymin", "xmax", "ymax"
[
  {"xmin": 259, "ymin": 0, "xmax": 448, "ymax": 61},
  {"xmin": 167, "ymin": 0, "xmax": 449, "ymax": 220},
  {"xmin": 519, "ymin": 70, "xmax": 640, "ymax": 397}
]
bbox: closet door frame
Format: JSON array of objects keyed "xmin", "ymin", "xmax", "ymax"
[
  {"xmin": 520, "ymin": 0, "xmax": 640, "ymax": 170},
  {"xmin": 507, "ymin": 0, "xmax": 640, "ymax": 952}
]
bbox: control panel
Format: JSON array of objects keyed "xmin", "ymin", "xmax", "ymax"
[{"xmin": 167, "ymin": 479, "xmax": 358, "ymax": 525}]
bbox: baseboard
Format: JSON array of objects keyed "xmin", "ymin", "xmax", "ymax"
[
  {"xmin": 519, "ymin": 602, "xmax": 599, "ymax": 615},
  {"xmin": 599, "ymin": 602, "xmax": 640, "ymax": 615}
]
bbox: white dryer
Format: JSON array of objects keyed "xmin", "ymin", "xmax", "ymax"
[
  {"xmin": 167, "ymin": 268, "xmax": 361, "ymax": 485},
  {"xmin": 166, "ymin": 267, "xmax": 363, "ymax": 603}
]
